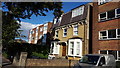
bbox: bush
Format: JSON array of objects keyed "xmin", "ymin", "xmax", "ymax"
[
  {"xmin": 31, "ymin": 52, "xmax": 48, "ymax": 59},
  {"xmin": 2, "ymin": 52, "xmax": 8, "ymax": 58}
]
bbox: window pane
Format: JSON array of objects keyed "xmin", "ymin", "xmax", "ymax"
[
  {"xmin": 108, "ymin": 29, "xmax": 116, "ymax": 38},
  {"xmin": 76, "ymin": 49, "xmax": 80, "ymax": 55},
  {"xmin": 56, "ymin": 31, "xmax": 58, "ymax": 37},
  {"xmin": 76, "ymin": 42, "xmax": 80, "ymax": 55},
  {"xmin": 108, "ymin": 50, "xmax": 117, "ymax": 59},
  {"xmin": 100, "ymin": 31, "xmax": 106, "ymax": 36},
  {"xmin": 100, "ymin": 13, "xmax": 106, "ymax": 18},
  {"xmin": 117, "ymin": 8, "xmax": 120, "ymax": 15},
  {"xmin": 118, "ymin": 29, "xmax": 120, "ymax": 35},
  {"xmin": 64, "ymin": 29, "xmax": 67, "ymax": 32},
  {"xmin": 119, "ymin": 51, "xmax": 120, "ymax": 57},
  {"xmin": 100, "ymin": 50, "xmax": 107, "ymax": 54},
  {"xmin": 70, "ymin": 42, "xmax": 74, "ymax": 55},
  {"xmin": 108, "ymin": 10, "xmax": 115, "ymax": 19},
  {"xmin": 100, "ymin": 31, "xmax": 107, "ymax": 39}
]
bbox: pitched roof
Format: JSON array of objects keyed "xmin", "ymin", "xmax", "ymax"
[
  {"xmin": 60, "ymin": 11, "xmax": 72, "ymax": 26},
  {"xmin": 52, "ymin": 4, "xmax": 89, "ymax": 29}
]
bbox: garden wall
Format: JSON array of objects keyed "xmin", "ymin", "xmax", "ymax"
[{"xmin": 26, "ymin": 59, "xmax": 78, "ymax": 67}]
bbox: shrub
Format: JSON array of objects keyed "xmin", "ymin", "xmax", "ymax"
[
  {"xmin": 2, "ymin": 52, "xmax": 8, "ymax": 58},
  {"xmin": 31, "ymin": 52, "xmax": 48, "ymax": 59}
]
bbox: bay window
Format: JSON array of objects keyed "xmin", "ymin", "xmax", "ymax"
[
  {"xmin": 70, "ymin": 42, "xmax": 74, "ymax": 55},
  {"xmin": 68, "ymin": 39, "xmax": 82, "ymax": 57}
]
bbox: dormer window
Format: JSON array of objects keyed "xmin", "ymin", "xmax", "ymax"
[
  {"xmin": 72, "ymin": 6, "xmax": 84, "ymax": 18},
  {"xmin": 53, "ymin": 16, "xmax": 62, "ymax": 24}
]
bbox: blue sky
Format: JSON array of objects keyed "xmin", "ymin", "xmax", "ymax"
[{"xmin": 19, "ymin": 2, "xmax": 89, "ymax": 42}]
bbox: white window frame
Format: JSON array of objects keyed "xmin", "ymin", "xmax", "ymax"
[
  {"xmin": 117, "ymin": 29, "xmax": 120, "ymax": 39},
  {"xmin": 39, "ymin": 35, "xmax": 42, "ymax": 39},
  {"xmin": 73, "ymin": 25, "xmax": 78, "ymax": 36},
  {"xmin": 98, "ymin": 0, "xmax": 112, "ymax": 5},
  {"xmin": 99, "ymin": 30, "xmax": 107, "ymax": 39},
  {"xmin": 69, "ymin": 41, "xmax": 74, "ymax": 56},
  {"xmin": 31, "ymin": 30, "xmax": 34, "ymax": 34},
  {"xmin": 99, "ymin": 50, "xmax": 120, "ymax": 61},
  {"xmin": 63, "ymin": 28, "xmax": 67, "ymax": 37},
  {"xmin": 117, "ymin": 51, "xmax": 120, "ymax": 61},
  {"xmin": 99, "ymin": 29, "xmax": 120, "ymax": 40},
  {"xmin": 40, "ymin": 27, "xmax": 43, "ymax": 32},
  {"xmin": 44, "ymin": 26, "xmax": 47, "ymax": 31},
  {"xmin": 53, "ymin": 18, "xmax": 57, "ymax": 24},
  {"xmin": 99, "ymin": 12, "xmax": 107, "ymax": 21},
  {"xmin": 55, "ymin": 30, "xmax": 58, "ymax": 38},
  {"xmin": 99, "ymin": 8, "xmax": 120, "ymax": 22},
  {"xmin": 50, "ymin": 42, "xmax": 60, "ymax": 54},
  {"xmin": 68, "ymin": 39, "xmax": 82, "ymax": 57},
  {"xmin": 116, "ymin": 8, "xmax": 120, "ymax": 17}
]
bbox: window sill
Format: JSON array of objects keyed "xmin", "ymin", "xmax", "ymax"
[
  {"xmin": 68, "ymin": 55, "xmax": 81, "ymax": 58},
  {"xmin": 99, "ymin": 38, "xmax": 120, "ymax": 40},
  {"xmin": 63, "ymin": 36, "xmax": 67, "ymax": 38},
  {"xmin": 98, "ymin": 17, "xmax": 120, "ymax": 23}
]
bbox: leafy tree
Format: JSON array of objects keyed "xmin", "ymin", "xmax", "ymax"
[
  {"xmin": 2, "ymin": 2, "xmax": 63, "ymax": 58},
  {"xmin": 2, "ymin": 2, "xmax": 63, "ymax": 21}
]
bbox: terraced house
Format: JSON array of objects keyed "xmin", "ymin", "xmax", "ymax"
[
  {"xmin": 49, "ymin": 3, "xmax": 93, "ymax": 60},
  {"xmin": 92, "ymin": 0, "xmax": 120, "ymax": 61}
]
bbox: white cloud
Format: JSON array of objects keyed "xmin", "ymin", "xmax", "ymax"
[{"xmin": 18, "ymin": 21, "xmax": 41, "ymax": 42}]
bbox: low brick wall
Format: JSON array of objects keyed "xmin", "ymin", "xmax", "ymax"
[{"xmin": 26, "ymin": 59, "xmax": 78, "ymax": 67}]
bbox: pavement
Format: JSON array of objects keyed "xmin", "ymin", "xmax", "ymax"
[{"xmin": 1, "ymin": 56, "xmax": 17, "ymax": 68}]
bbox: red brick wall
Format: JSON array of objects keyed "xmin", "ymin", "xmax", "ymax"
[{"xmin": 92, "ymin": 2, "xmax": 120, "ymax": 54}]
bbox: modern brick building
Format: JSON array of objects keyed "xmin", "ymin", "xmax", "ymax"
[
  {"xmin": 92, "ymin": 0, "xmax": 120, "ymax": 61},
  {"xmin": 28, "ymin": 22, "xmax": 53, "ymax": 45}
]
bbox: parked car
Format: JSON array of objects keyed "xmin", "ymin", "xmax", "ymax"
[{"xmin": 74, "ymin": 54, "xmax": 116, "ymax": 68}]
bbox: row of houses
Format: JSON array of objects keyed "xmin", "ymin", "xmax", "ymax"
[{"xmin": 28, "ymin": 1, "xmax": 120, "ymax": 61}]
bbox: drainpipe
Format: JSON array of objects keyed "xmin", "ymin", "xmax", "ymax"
[{"xmin": 84, "ymin": 20, "xmax": 87, "ymax": 55}]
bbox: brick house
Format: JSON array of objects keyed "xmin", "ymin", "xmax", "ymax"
[
  {"xmin": 28, "ymin": 22, "xmax": 53, "ymax": 45},
  {"xmin": 92, "ymin": 0, "xmax": 120, "ymax": 61},
  {"xmin": 49, "ymin": 3, "xmax": 93, "ymax": 60}
]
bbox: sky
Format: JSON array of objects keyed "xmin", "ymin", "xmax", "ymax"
[{"xmin": 19, "ymin": 2, "xmax": 89, "ymax": 42}]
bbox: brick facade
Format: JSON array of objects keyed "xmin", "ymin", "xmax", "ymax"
[{"xmin": 92, "ymin": 2, "xmax": 120, "ymax": 54}]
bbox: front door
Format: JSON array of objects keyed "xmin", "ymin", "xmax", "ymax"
[{"xmin": 62, "ymin": 45, "xmax": 66, "ymax": 56}]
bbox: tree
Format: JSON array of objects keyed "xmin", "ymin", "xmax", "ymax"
[
  {"xmin": 2, "ymin": 2, "xmax": 63, "ymax": 21},
  {"xmin": 2, "ymin": 2, "xmax": 63, "ymax": 55}
]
